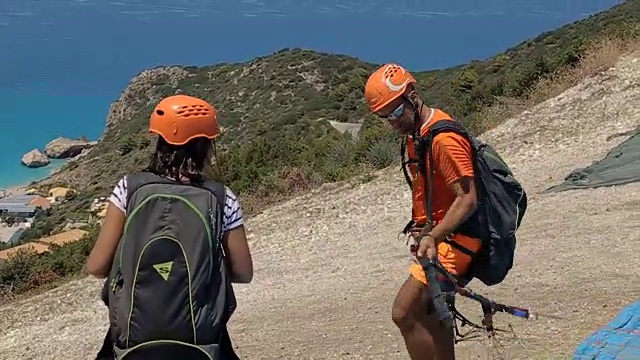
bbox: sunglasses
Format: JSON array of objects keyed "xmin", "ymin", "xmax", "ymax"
[{"xmin": 379, "ymin": 102, "xmax": 405, "ymax": 121}]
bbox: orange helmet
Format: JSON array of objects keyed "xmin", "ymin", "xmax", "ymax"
[
  {"xmin": 149, "ymin": 95, "xmax": 219, "ymax": 146},
  {"xmin": 364, "ymin": 63, "xmax": 416, "ymax": 113}
]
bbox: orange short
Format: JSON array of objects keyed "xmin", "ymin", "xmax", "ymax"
[{"xmin": 409, "ymin": 233, "xmax": 482, "ymax": 285}]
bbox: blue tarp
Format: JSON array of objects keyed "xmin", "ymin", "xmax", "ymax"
[{"xmin": 573, "ymin": 300, "xmax": 640, "ymax": 360}]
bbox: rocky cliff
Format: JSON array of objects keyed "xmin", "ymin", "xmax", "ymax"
[
  {"xmin": 44, "ymin": 137, "xmax": 96, "ymax": 159},
  {"xmin": 104, "ymin": 66, "xmax": 190, "ymax": 132}
]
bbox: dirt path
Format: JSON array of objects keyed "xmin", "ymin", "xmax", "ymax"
[{"xmin": 0, "ymin": 51, "xmax": 638, "ymax": 360}]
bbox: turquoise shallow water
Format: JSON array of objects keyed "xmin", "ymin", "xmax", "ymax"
[
  {"xmin": 0, "ymin": 160, "xmax": 67, "ymax": 189},
  {"xmin": 0, "ymin": 0, "xmax": 621, "ymax": 190},
  {"xmin": 0, "ymin": 88, "xmax": 108, "ymax": 189}
]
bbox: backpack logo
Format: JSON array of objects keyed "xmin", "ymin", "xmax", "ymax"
[{"xmin": 152, "ymin": 261, "xmax": 174, "ymax": 281}]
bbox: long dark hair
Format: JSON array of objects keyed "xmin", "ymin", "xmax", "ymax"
[{"xmin": 146, "ymin": 136, "xmax": 213, "ymax": 186}]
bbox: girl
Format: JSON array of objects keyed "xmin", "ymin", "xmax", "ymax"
[{"xmin": 87, "ymin": 94, "xmax": 253, "ymax": 359}]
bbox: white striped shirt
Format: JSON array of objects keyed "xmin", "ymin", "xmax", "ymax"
[{"xmin": 108, "ymin": 175, "xmax": 244, "ymax": 232}]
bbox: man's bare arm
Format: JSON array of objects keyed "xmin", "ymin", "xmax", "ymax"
[{"xmin": 429, "ymin": 176, "xmax": 477, "ymax": 240}]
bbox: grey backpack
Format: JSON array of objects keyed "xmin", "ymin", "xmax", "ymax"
[{"xmin": 105, "ymin": 171, "xmax": 236, "ymax": 360}]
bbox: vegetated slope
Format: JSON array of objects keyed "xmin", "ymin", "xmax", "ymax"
[
  {"xmin": 34, "ymin": 0, "xmax": 639, "ymax": 204},
  {"xmin": 14, "ymin": 0, "xmax": 635, "ymax": 250},
  {"xmin": 0, "ymin": 47, "xmax": 639, "ymax": 360}
]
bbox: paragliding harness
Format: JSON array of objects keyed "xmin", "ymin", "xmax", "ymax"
[{"xmin": 398, "ymin": 117, "xmax": 544, "ymax": 343}]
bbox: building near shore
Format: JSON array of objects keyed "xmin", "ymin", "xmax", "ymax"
[
  {"xmin": 27, "ymin": 195, "xmax": 51, "ymax": 210},
  {"xmin": 0, "ymin": 194, "xmax": 51, "ymax": 218},
  {"xmin": 0, "ymin": 195, "xmax": 40, "ymax": 217},
  {"xmin": 89, "ymin": 197, "xmax": 109, "ymax": 223},
  {"xmin": 38, "ymin": 229, "xmax": 88, "ymax": 247}
]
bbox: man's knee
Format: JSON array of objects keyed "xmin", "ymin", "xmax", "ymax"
[
  {"xmin": 391, "ymin": 300, "xmax": 414, "ymax": 329},
  {"xmin": 392, "ymin": 275, "xmax": 426, "ymax": 330}
]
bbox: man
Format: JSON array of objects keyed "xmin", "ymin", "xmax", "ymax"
[{"xmin": 364, "ymin": 63, "xmax": 482, "ymax": 360}]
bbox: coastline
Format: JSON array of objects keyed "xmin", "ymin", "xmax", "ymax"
[
  {"xmin": 0, "ymin": 158, "xmax": 70, "ymax": 197},
  {"xmin": 0, "ymin": 163, "xmax": 66, "ymax": 198},
  {"xmin": 0, "ymin": 184, "xmax": 29, "ymax": 198},
  {"xmin": 2, "ymin": 134, "xmax": 99, "ymax": 195}
]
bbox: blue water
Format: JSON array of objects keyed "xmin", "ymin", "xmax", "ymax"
[
  {"xmin": 1, "ymin": 88, "xmax": 110, "ymax": 188},
  {"xmin": 0, "ymin": 0, "xmax": 624, "ymax": 189}
]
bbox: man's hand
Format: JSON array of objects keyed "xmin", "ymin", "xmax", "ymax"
[{"xmin": 417, "ymin": 234, "xmax": 437, "ymax": 262}]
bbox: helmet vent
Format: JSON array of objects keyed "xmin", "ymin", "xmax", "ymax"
[
  {"xmin": 155, "ymin": 110, "xmax": 165, "ymax": 116},
  {"xmin": 176, "ymin": 105, "xmax": 210, "ymax": 118}
]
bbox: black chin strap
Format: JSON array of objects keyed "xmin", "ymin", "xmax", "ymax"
[
  {"xmin": 404, "ymin": 95, "xmax": 425, "ymax": 139},
  {"xmin": 398, "ymin": 96, "xmax": 428, "ymax": 219}
]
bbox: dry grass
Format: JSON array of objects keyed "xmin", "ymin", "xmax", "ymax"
[
  {"xmin": 478, "ymin": 34, "xmax": 640, "ymax": 131},
  {"xmin": 531, "ymin": 37, "xmax": 638, "ymax": 102}
]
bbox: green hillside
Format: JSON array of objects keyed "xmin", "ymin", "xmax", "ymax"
[
  {"xmin": 25, "ymin": 0, "xmax": 640, "ymax": 234},
  {"xmin": 0, "ymin": 0, "xmax": 638, "ymax": 300}
]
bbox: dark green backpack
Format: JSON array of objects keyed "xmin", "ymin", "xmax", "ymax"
[
  {"xmin": 106, "ymin": 171, "xmax": 236, "ymax": 360},
  {"xmin": 402, "ymin": 119, "xmax": 527, "ymax": 286}
]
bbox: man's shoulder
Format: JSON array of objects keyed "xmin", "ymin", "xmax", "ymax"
[
  {"xmin": 422, "ymin": 117, "xmax": 471, "ymax": 146},
  {"xmin": 429, "ymin": 119, "xmax": 473, "ymax": 156},
  {"xmin": 432, "ymin": 108, "xmax": 453, "ymax": 119},
  {"xmin": 432, "ymin": 130, "xmax": 472, "ymax": 153},
  {"xmin": 418, "ymin": 108, "xmax": 455, "ymax": 136}
]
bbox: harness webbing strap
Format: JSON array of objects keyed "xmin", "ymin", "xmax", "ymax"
[
  {"xmin": 400, "ymin": 136, "xmax": 417, "ymax": 189},
  {"xmin": 442, "ymin": 238, "xmax": 476, "ymax": 258}
]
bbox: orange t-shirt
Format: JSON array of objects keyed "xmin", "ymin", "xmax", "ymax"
[{"xmin": 406, "ymin": 108, "xmax": 475, "ymax": 226}]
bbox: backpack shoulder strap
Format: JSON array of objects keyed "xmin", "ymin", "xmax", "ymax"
[
  {"xmin": 414, "ymin": 118, "xmax": 475, "ymax": 231},
  {"xmin": 427, "ymin": 118, "xmax": 474, "ymax": 145},
  {"xmin": 123, "ymin": 171, "xmax": 169, "ymax": 208},
  {"xmin": 415, "ymin": 118, "xmax": 477, "ymax": 174},
  {"xmin": 401, "ymin": 136, "xmax": 418, "ymax": 190},
  {"xmin": 200, "ymin": 180, "xmax": 227, "ymax": 213},
  {"xmin": 199, "ymin": 180, "xmax": 228, "ymax": 241}
]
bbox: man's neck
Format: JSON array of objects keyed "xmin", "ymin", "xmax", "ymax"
[{"xmin": 416, "ymin": 105, "xmax": 435, "ymax": 131}]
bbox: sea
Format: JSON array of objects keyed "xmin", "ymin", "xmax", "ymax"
[{"xmin": 0, "ymin": 0, "xmax": 623, "ymax": 189}]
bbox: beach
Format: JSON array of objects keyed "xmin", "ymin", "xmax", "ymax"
[{"xmin": 0, "ymin": 185, "xmax": 27, "ymax": 199}]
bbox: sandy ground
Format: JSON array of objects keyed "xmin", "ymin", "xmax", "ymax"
[
  {"xmin": 0, "ymin": 51, "xmax": 639, "ymax": 360},
  {"xmin": 0, "ymin": 186, "xmax": 27, "ymax": 197}
]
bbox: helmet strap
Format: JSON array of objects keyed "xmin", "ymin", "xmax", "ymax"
[{"xmin": 403, "ymin": 94, "xmax": 425, "ymax": 138}]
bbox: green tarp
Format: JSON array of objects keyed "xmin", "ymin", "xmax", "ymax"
[{"xmin": 546, "ymin": 129, "xmax": 640, "ymax": 193}]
